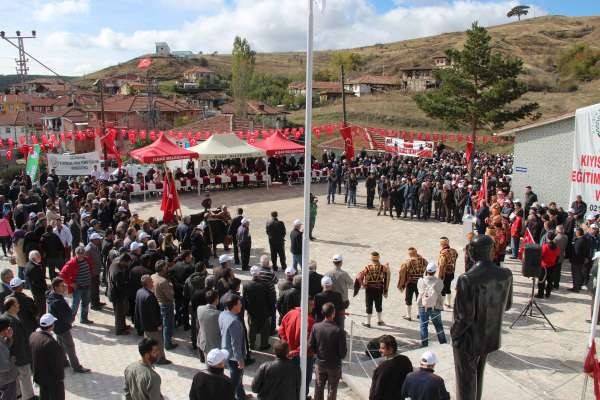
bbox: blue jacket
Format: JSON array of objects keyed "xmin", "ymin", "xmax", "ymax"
[
  {"xmin": 401, "ymin": 368, "xmax": 450, "ymax": 400},
  {"xmin": 219, "ymin": 310, "xmax": 246, "ymax": 362}
]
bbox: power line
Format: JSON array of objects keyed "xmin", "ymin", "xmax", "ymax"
[{"xmin": 0, "ymin": 30, "xmax": 36, "ymax": 87}]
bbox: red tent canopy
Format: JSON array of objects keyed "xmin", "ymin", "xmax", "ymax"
[
  {"xmin": 254, "ymin": 131, "xmax": 304, "ymax": 156},
  {"xmin": 130, "ymin": 132, "xmax": 198, "ymax": 163}
]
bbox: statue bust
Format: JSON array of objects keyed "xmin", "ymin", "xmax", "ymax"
[{"xmin": 451, "ymin": 234, "xmax": 513, "ymax": 400}]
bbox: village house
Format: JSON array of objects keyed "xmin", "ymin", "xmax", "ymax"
[
  {"xmin": 288, "ymin": 81, "xmax": 349, "ymax": 103},
  {"xmin": 41, "ymin": 107, "xmax": 89, "ymax": 133},
  {"xmin": 183, "ymin": 66, "xmax": 218, "ymax": 84},
  {"xmin": 87, "ymin": 95, "xmax": 200, "ymax": 131},
  {"xmin": 155, "ymin": 42, "xmax": 170, "ymax": 56},
  {"xmin": 344, "ymin": 75, "xmax": 402, "ymax": 97},
  {"xmin": 0, "ymin": 111, "xmax": 43, "ymax": 141},
  {"xmin": 172, "ymin": 51, "xmax": 195, "ymax": 59},
  {"xmin": 220, "ymin": 101, "xmax": 288, "ymax": 131}
]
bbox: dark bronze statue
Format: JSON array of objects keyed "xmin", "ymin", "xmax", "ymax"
[{"xmin": 451, "ymin": 234, "xmax": 513, "ymax": 400}]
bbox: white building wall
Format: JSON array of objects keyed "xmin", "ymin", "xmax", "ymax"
[{"xmin": 511, "ymin": 117, "xmax": 574, "ymax": 209}]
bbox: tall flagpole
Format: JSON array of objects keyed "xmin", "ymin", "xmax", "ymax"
[{"xmin": 299, "ymin": 0, "xmax": 314, "ymax": 398}]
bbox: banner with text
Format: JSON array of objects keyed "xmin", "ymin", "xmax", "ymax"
[
  {"xmin": 384, "ymin": 137, "xmax": 434, "ymax": 158},
  {"xmin": 570, "ymin": 103, "xmax": 600, "ymax": 210},
  {"xmin": 47, "ymin": 152, "xmax": 101, "ymax": 176}
]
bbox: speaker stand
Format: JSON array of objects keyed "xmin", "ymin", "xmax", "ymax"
[{"xmin": 510, "ymin": 277, "xmax": 557, "ymax": 332}]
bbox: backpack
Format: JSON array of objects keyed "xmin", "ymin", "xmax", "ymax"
[{"xmin": 421, "ymin": 280, "xmax": 439, "ymax": 309}]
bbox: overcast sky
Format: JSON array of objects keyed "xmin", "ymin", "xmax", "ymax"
[{"xmin": 0, "ymin": 0, "xmax": 597, "ymax": 76}]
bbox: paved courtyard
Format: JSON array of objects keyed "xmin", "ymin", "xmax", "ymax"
[{"xmin": 5, "ymin": 183, "xmax": 594, "ymax": 399}]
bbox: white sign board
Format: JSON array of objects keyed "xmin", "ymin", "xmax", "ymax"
[
  {"xmin": 569, "ymin": 103, "xmax": 600, "ymax": 211},
  {"xmin": 47, "ymin": 152, "xmax": 101, "ymax": 176}
]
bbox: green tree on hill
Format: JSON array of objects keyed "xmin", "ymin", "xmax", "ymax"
[
  {"xmin": 415, "ymin": 22, "xmax": 539, "ymax": 168},
  {"xmin": 507, "ymin": 5, "xmax": 530, "ymax": 21},
  {"xmin": 558, "ymin": 44, "xmax": 600, "ymax": 82},
  {"xmin": 232, "ymin": 36, "xmax": 255, "ymax": 117}
]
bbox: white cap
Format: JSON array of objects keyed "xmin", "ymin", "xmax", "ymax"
[
  {"xmin": 219, "ymin": 254, "xmax": 234, "ymax": 264},
  {"xmin": 568, "ymin": 208, "xmax": 576, "ymax": 213},
  {"xmin": 421, "ymin": 350, "xmax": 438, "ymax": 366},
  {"xmin": 332, "ymin": 254, "xmax": 343, "ymax": 262},
  {"xmin": 241, "ymin": 218, "xmax": 250, "ymax": 225},
  {"xmin": 426, "ymin": 263, "xmax": 437, "ymax": 273},
  {"xmin": 593, "ymin": 251, "xmax": 600, "ymax": 261},
  {"xmin": 592, "ymin": 224, "xmax": 599, "ymax": 229},
  {"xmin": 92, "ymin": 199, "xmax": 99, "ymax": 204},
  {"xmin": 587, "ymin": 213, "xmax": 596, "ymax": 221},
  {"xmin": 250, "ymin": 266, "xmax": 261, "ymax": 277},
  {"xmin": 118, "ymin": 206, "xmax": 127, "ymax": 213},
  {"xmin": 47, "ymin": 176, "xmax": 53, "ymax": 181},
  {"xmin": 29, "ymin": 212, "xmax": 36, "ymax": 219},
  {"xmin": 129, "ymin": 241, "xmax": 143, "ymax": 251},
  {"xmin": 80, "ymin": 212, "xmax": 90, "ymax": 219},
  {"xmin": 39, "ymin": 313, "xmax": 57, "ymax": 328},
  {"xmin": 293, "ymin": 219, "xmax": 303, "ymax": 226},
  {"xmin": 138, "ymin": 232, "xmax": 150, "ymax": 240},
  {"xmin": 321, "ymin": 276, "xmax": 333, "ymax": 287},
  {"xmin": 9, "ymin": 277, "xmax": 24, "ymax": 289},
  {"xmin": 285, "ymin": 266, "xmax": 297, "ymax": 276},
  {"xmin": 206, "ymin": 349, "xmax": 230, "ymax": 367},
  {"xmin": 89, "ymin": 232, "xmax": 103, "ymax": 241}
]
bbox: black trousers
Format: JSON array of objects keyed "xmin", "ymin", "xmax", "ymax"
[
  {"xmin": 454, "ymin": 205, "xmax": 464, "ymax": 223},
  {"xmin": 366, "ymin": 189, "xmax": 375, "ymax": 208},
  {"xmin": 90, "ymin": 275, "xmax": 101, "ymax": 307},
  {"xmin": 232, "ymin": 237, "xmax": 240, "ymax": 264},
  {"xmin": 571, "ymin": 262, "xmax": 584, "ymax": 289},
  {"xmin": 39, "ymin": 381, "xmax": 65, "ymax": 400},
  {"xmin": 405, "ymin": 282, "xmax": 419, "ymax": 305},
  {"xmin": 537, "ymin": 266, "xmax": 555, "ymax": 296},
  {"xmin": 453, "ymin": 347, "xmax": 487, "ymax": 400},
  {"xmin": 240, "ymin": 245, "xmax": 251, "ymax": 271},
  {"xmin": 365, "ymin": 287, "xmax": 383, "ymax": 314},
  {"xmin": 113, "ymin": 297, "xmax": 129, "ymax": 333},
  {"xmin": 553, "ymin": 261, "xmax": 563, "ymax": 288},
  {"xmin": 269, "ymin": 240, "xmax": 286, "ymax": 270}
]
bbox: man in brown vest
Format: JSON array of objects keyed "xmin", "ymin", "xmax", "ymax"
[
  {"xmin": 438, "ymin": 237, "xmax": 459, "ymax": 309},
  {"xmin": 356, "ymin": 252, "xmax": 390, "ymax": 328},
  {"xmin": 398, "ymin": 247, "xmax": 428, "ymax": 321}
]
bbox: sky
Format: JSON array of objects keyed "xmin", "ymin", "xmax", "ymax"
[{"xmin": 0, "ymin": 0, "xmax": 598, "ymax": 76}]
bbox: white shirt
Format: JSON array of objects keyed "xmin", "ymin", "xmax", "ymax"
[{"xmin": 53, "ymin": 226, "xmax": 73, "ymax": 248}]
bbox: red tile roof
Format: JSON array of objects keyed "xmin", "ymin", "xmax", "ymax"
[
  {"xmin": 288, "ymin": 81, "xmax": 342, "ymax": 91},
  {"xmin": 0, "ymin": 111, "xmax": 43, "ymax": 127},
  {"xmin": 88, "ymin": 95, "xmax": 198, "ymax": 113},
  {"xmin": 176, "ymin": 115, "xmax": 233, "ymax": 133},
  {"xmin": 220, "ymin": 101, "xmax": 286, "ymax": 116},
  {"xmin": 346, "ymin": 75, "xmax": 401, "ymax": 85}
]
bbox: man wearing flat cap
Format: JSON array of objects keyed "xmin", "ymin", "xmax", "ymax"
[{"xmin": 356, "ymin": 252, "xmax": 390, "ymax": 328}]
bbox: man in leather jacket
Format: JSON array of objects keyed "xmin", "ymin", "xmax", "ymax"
[{"xmin": 451, "ymin": 234, "xmax": 512, "ymax": 400}]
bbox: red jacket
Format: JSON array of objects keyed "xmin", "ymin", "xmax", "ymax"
[
  {"xmin": 278, "ymin": 307, "xmax": 315, "ymax": 358},
  {"xmin": 59, "ymin": 256, "xmax": 94, "ymax": 293},
  {"xmin": 510, "ymin": 216, "xmax": 522, "ymax": 238},
  {"xmin": 541, "ymin": 243, "xmax": 560, "ymax": 269}
]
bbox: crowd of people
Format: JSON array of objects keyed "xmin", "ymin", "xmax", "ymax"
[{"xmin": 0, "ymin": 142, "xmax": 593, "ymax": 400}]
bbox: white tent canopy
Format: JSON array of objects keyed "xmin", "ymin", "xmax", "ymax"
[{"xmin": 189, "ymin": 133, "xmax": 266, "ymax": 160}]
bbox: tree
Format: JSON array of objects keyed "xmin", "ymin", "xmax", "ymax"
[
  {"xmin": 330, "ymin": 51, "xmax": 364, "ymax": 73},
  {"xmin": 414, "ymin": 22, "xmax": 539, "ymax": 167},
  {"xmin": 507, "ymin": 5, "xmax": 530, "ymax": 21},
  {"xmin": 231, "ymin": 36, "xmax": 255, "ymax": 117}
]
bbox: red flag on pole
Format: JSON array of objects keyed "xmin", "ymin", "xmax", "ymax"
[
  {"xmin": 340, "ymin": 126, "xmax": 355, "ymax": 160},
  {"xmin": 477, "ymin": 173, "xmax": 488, "ymax": 206},
  {"xmin": 161, "ymin": 170, "xmax": 181, "ymax": 224},
  {"xmin": 584, "ymin": 341, "xmax": 600, "ymax": 399},
  {"xmin": 465, "ymin": 141, "xmax": 474, "ymax": 163},
  {"xmin": 137, "ymin": 58, "xmax": 152, "ymax": 69},
  {"xmin": 518, "ymin": 228, "xmax": 535, "ymax": 260},
  {"xmin": 100, "ymin": 129, "xmax": 122, "ymax": 167}
]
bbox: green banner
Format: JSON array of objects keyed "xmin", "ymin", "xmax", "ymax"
[{"xmin": 25, "ymin": 144, "xmax": 41, "ymax": 181}]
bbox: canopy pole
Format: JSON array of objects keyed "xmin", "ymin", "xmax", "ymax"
[
  {"xmin": 299, "ymin": 0, "xmax": 314, "ymax": 398},
  {"xmin": 266, "ymin": 157, "xmax": 269, "ymax": 190}
]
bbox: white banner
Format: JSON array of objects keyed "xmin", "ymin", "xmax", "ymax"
[
  {"xmin": 570, "ymin": 103, "xmax": 600, "ymax": 211},
  {"xmin": 47, "ymin": 152, "xmax": 101, "ymax": 176},
  {"xmin": 384, "ymin": 137, "xmax": 434, "ymax": 158}
]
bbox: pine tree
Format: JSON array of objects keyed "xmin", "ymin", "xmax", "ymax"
[
  {"xmin": 415, "ymin": 22, "xmax": 539, "ymax": 167},
  {"xmin": 231, "ymin": 36, "xmax": 256, "ymax": 117}
]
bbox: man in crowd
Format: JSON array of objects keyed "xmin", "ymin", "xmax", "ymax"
[
  {"xmin": 8, "ymin": 278, "xmax": 37, "ymax": 336},
  {"xmin": 108, "ymin": 253, "xmax": 132, "ymax": 335},
  {"xmin": 24, "ymin": 250, "xmax": 47, "ymax": 317},
  {"xmin": 437, "ymin": 237, "xmax": 458, "ymax": 309},
  {"xmin": 279, "ymin": 297, "xmax": 315, "ymax": 396},
  {"xmin": 571, "ymin": 194, "xmax": 587, "ymax": 224},
  {"xmin": 277, "ymin": 275, "xmax": 301, "ymax": 325},
  {"xmin": 314, "ymin": 276, "xmax": 344, "ymax": 326},
  {"xmin": 308, "ymin": 260, "xmax": 323, "ymax": 297},
  {"xmin": 124, "ymin": 338, "xmax": 163, "ymax": 400},
  {"xmin": 152, "ymin": 260, "xmax": 177, "ymax": 350},
  {"xmin": 570, "ymin": 227, "xmax": 589, "ymax": 292},
  {"xmin": 197, "ymin": 289, "xmax": 222, "ymax": 362},
  {"xmin": 356, "ymin": 251, "xmax": 390, "ymax": 328},
  {"xmin": 326, "ymin": 254, "xmax": 354, "ymax": 330},
  {"xmin": 135, "ymin": 275, "xmax": 171, "ymax": 365},
  {"xmin": 229, "ymin": 208, "xmax": 244, "ymax": 266},
  {"xmin": 397, "ymin": 247, "xmax": 428, "ymax": 321},
  {"xmin": 290, "ymin": 220, "xmax": 303, "ymax": 271},
  {"xmin": 401, "ymin": 351, "xmax": 450, "ymax": 400},
  {"xmin": 265, "ymin": 211, "xmax": 286, "ymax": 271},
  {"xmin": 47, "ymin": 277, "xmax": 91, "ymax": 374},
  {"xmin": 255, "ymin": 255, "xmax": 277, "ymax": 334},
  {"xmin": 40, "ymin": 224, "xmax": 65, "ymax": 280},
  {"xmin": 417, "ymin": 263, "xmax": 447, "ymax": 347},
  {"xmin": 0, "ymin": 269, "xmax": 13, "ymax": 313},
  {"xmin": 251, "ymin": 340, "xmax": 301, "ymax": 400},
  {"xmin": 189, "ymin": 348, "xmax": 234, "ymax": 400},
  {"xmin": 219, "ymin": 293, "xmax": 249, "ymax": 400},
  {"xmin": 59, "ymin": 246, "xmax": 94, "ymax": 324},
  {"xmin": 53, "ymin": 217, "xmax": 73, "ymax": 264},
  {"xmin": 29, "ymin": 314, "xmax": 67, "ymax": 400},
  {"xmin": 369, "ymin": 335, "xmax": 413, "ymax": 400},
  {"xmin": 2, "ymin": 297, "xmax": 34, "ymax": 400},
  {"xmin": 524, "ymin": 185, "xmax": 537, "ymax": 216},
  {"xmin": 236, "ymin": 218, "xmax": 252, "ymax": 271},
  {"xmin": 310, "ymin": 302, "xmax": 347, "ymax": 400},
  {"xmin": 243, "ymin": 266, "xmax": 272, "ymax": 351}
]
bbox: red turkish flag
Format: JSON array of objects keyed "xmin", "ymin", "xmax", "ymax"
[
  {"xmin": 137, "ymin": 58, "xmax": 152, "ymax": 69},
  {"xmin": 477, "ymin": 173, "xmax": 488, "ymax": 206},
  {"xmin": 340, "ymin": 126, "xmax": 355, "ymax": 160},
  {"xmin": 584, "ymin": 340, "xmax": 600, "ymax": 399},
  {"xmin": 465, "ymin": 142, "xmax": 474, "ymax": 163},
  {"xmin": 101, "ymin": 128, "xmax": 122, "ymax": 167},
  {"xmin": 518, "ymin": 228, "xmax": 535, "ymax": 260},
  {"xmin": 161, "ymin": 171, "xmax": 180, "ymax": 224}
]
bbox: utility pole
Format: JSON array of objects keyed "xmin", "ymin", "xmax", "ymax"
[
  {"xmin": 341, "ymin": 64, "xmax": 347, "ymax": 127},
  {"xmin": 0, "ymin": 30, "xmax": 35, "ymax": 88}
]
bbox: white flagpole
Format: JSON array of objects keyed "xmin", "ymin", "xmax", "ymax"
[{"xmin": 300, "ymin": 0, "xmax": 314, "ymax": 398}]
